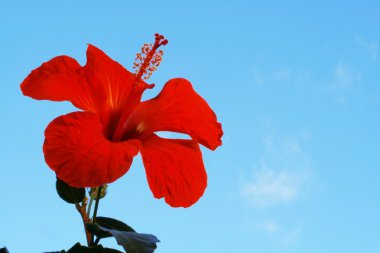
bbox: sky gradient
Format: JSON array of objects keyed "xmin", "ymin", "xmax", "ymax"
[{"xmin": 1, "ymin": 1, "xmax": 380, "ymax": 252}]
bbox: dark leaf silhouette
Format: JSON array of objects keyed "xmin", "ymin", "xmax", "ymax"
[
  {"xmin": 56, "ymin": 178, "xmax": 85, "ymax": 204},
  {"xmin": 98, "ymin": 226, "xmax": 159, "ymax": 253},
  {"xmin": 86, "ymin": 216, "xmax": 135, "ymax": 239}
]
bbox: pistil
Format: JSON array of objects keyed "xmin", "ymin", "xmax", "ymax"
[
  {"xmin": 112, "ymin": 34, "xmax": 168, "ymax": 141},
  {"xmin": 133, "ymin": 33, "xmax": 168, "ymax": 84}
]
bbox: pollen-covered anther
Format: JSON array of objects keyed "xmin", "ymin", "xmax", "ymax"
[
  {"xmin": 133, "ymin": 34, "xmax": 168, "ymax": 83},
  {"xmin": 136, "ymin": 122, "xmax": 145, "ymax": 133}
]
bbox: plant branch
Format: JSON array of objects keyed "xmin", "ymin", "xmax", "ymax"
[
  {"xmin": 90, "ymin": 186, "xmax": 103, "ymax": 246},
  {"xmin": 75, "ymin": 197, "xmax": 91, "ymax": 246},
  {"xmin": 94, "ymin": 237, "xmax": 101, "ymax": 246}
]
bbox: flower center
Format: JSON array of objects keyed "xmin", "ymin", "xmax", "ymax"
[
  {"xmin": 133, "ymin": 34, "xmax": 168, "ymax": 84},
  {"xmin": 111, "ymin": 34, "xmax": 168, "ymax": 142},
  {"xmin": 135, "ymin": 122, "xmax": 145, "ymax": 133}
]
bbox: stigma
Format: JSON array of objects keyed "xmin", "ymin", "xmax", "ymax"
[
  {"xmin": 136, "ymin": 122, "xmax": 145, "ymax": 133},
  {"xmin": 133, "ymin": 34, "xmax": 168, "ymax": 83}
]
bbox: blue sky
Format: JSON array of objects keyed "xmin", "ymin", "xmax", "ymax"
[{"xmin": 1, "ymin": 0, "xmax": 380, "ymax": 252}]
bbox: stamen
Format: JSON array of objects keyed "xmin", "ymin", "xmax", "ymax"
[
  {"xmin": 136, "ymin": 122, "xmax": 145, "ymax": 133},
  {"xmin": 111, "ymin": 34, "xmax": 168, "ymax": 142},
  {"xmin": 133, "ymin": 33, "xmax": 168, "ymax": 84}
]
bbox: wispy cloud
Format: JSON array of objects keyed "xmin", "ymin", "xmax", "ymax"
[
  {"xmin": 253, "ymin": 69, "xmax": 265, "ymax": 86},
  {"xmin": 332, "ymin": 62, "xmax": 356, "ymax": 91},
  {"xmin": 238, "ymin": 134, "xmax": 312, "ymax": 247},
  {"xmin": 356, "ymin": 37, "xmax": 379, "ymax": 60},
  {"xmin": 240, "ymin": 135, "xmax": 312, "ymax": 208},
  {"xmin": 252, "ymin": 67, "xmax": 293, "ymax": 86},
  {"xmin": 258, "ymin": 220, "xmax": 282, "ymax": 234},
  {"xmin": 281, "ymin": 228, "xmax": 301, "ymax": 245},
  {"xmin": 256, "ymin": 220, "xmax": 301, "ymax": 245},
  {"xmin": 319, "ymin": 62, "xmax": 362, "ymax": 105},
  {"xmin": 241, "ymin": 168, "xmax": 310, "ymax": 207},
  {"xmin": 273, "ymin": 68, "xmax": 292, "ymax": 81},
  {"xmin": 252, "ymin": 61, "xmax": 364, "ymax": 106},
  {"xmin": 335, "ymin": 63, "xmax": 353, "ymax": 89}
]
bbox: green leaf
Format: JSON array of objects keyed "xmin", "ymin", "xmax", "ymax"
[
  {"xmin": 96, "ymin": 217, "xmax": 135, "ymax": 232},
  {"xmin": 56, "ymin": 178, "xmax": 85, "ymax": 204},
  {"xmin": 58, "ymin": 242, "xmax": 123, "ymax": 253},
  {"xmin": 86, "ymin": 222, "xmax": 112, "ymax": 239},
  {"xmin": 86, "ymin": 217, "xmax": 135, "ymax": 239},
  {"xmin": 97, "ymin": 226, "xmax": 160, "ymax": 253},
  {"xmin": 86, "ymin": 218, "xmax": 159, "ymax": 253},
  {"xmin": 0, "ymin": 247, "xmax": 9, "ymax": 253}
]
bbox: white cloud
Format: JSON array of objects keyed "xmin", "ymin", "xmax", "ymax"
[
  {"xmin": 356, "ymin": 37, "xmax": 379, "ymax": 60},
  {"xmin": 252, "ymin": 67, "xmax": 293, "ymax": 86},
  {"xmin": 241, "ymin": 168, "xmax": 309, "ymax": 207},
  {"xmin": 333, "ymin": 62, "xmax": 355, "ymax": 91},
  {"xmin": 274, "ymin": 68, "xmax": 292, "ymax": 81},
  {"xmin": 259, "ymin": 220, "xmax": 282, "ymax": 234},
  {"xmin": 252, "ymin": 61, "xmax": 364, "ymax": 106},
  {"xmin": 238, "ymin": 134, "xmax": 312, "ymax": 247},
  {"xmin": 318, "ymin": 62, "xmax": 362, "ymax": 105},
  {"xmin": 263, "ymin": 134, "xmax": 273, "ymax": 148},
  {"xmin": 281, "ymin": 228, "xmax": 300, "ymax": 245},
  {"xmin": 282, "ymin": 138, "xmax": 301, "ymax": 154},
  {"xmin": 253, "ymin": 69, "xmax": 265, "ymax": 86},
  {"xmin": 241, "ymin": 135, "xmax": 312, "ymax": 208},
  {"xmin": 256, "ymin": 220, "xmax": 301, "ymax": 245}
]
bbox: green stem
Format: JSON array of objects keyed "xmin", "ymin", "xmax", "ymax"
[
  {"xmin": 90, "ymin": 186, "xmax": 103, "ymax": 246},
  {"xmin": 94, "ymin": 237, "xmax": 101, "ymax": 246},
  {"xmin": 87, "ymin": 194, "xmax": 94, "ymax": 215}
]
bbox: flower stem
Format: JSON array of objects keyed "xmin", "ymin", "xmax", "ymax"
[
  {"xmin": 92, "ymin": 186, "xmax": 103, "ymax": 221},
  {"xmin": 75, "ymin": 197, "xmax": 91, "ymax": 246},
  {"xmin": 90, "ymin": 186, "xmax": 103, "ymax": 246},
  {"xmin": 94, "ymin": 237, "xmax": 101, "ymax": 246},
  {"xmin": 87, "ymin": 194, "xmax": 94, "ymax": 215}
]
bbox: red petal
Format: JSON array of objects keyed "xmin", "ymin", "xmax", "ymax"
[
  {"xmin": 83, "ymin": 45, "xmax": 153, "ymax": 138},
  {"xmin": 140, "ymin": 134, "xmax": 207, "ymax": 208},
  {"xmin": 84, "ymin": 45, "xmax": 138, "ymax": 111},
  {"xmin": 21, "ymin": 45, "xmax": 153, "ymax": 139},
  {"xmin": 124, "ymin": 78, "xmax": 223, "ymax": 150},
  {"xmin": 20, "ymin": 56, "xmax": 96, "ymax": 111},
  {"xmin": 44, "ymin": 111, "xmax": 140, "ymax": 187}
]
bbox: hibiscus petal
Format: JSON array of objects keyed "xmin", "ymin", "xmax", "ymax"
[
  {"xmin": 43, "ymin": 111, "xmax": 140, "ymax": 187},
  {"xmin": 21, "ymin": 45, "xmax": 152, "ymax": 117},
  {"xmin": 124, "ymin": 78, "xmax": 223, "ymax": 150},
  {"xmin": 84, "ymin": 45, "xmax": 136, "ymax": 111},
  {"xmin": 140, "ymin": 134, "xmax": 207, "ymax": 208},
  {"xmin": 20, "ymin": 55, "xmax": 96, "ymax": 111},
  {"xmin": 83, "ymin": 45, "xmax": 154, "ymax": 139},
  {"xmin": 84, "ymin": 45, "xmax": 154, "ymax": 110}
]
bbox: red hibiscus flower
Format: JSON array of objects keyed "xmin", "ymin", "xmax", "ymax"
[{"xmin": 20, "ymin": 34, "xmax": 223, "ymax": 208}]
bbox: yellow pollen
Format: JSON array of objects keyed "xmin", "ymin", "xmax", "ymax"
[
  {"xmin": 136, "ymin": 122, "xmax": 145, "ymax": 133},
  {"xmin": 132, "ymin": 34, "xmax": 168, "ymax": 84}
]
